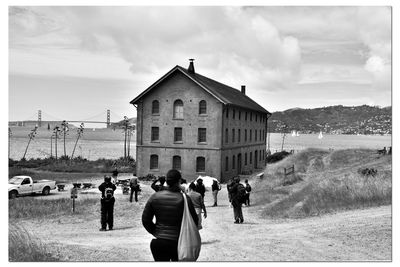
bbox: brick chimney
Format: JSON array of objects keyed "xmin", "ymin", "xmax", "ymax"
[
  {"xmin": 188, "ymin": 59, "xmax": 195, "ymax": 74},
  {"xmin": 241, "ymin": 85, "xmax": 246, "ymax": 95}
]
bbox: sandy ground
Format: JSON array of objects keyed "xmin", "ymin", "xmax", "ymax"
[{"xmin": 17, "ymin": 177, "xmax": 392, "ymax": 262}]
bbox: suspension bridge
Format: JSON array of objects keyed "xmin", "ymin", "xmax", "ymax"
[{"xmin": 9, "ymin": 110, "xmax": 130, "ymax": 128}]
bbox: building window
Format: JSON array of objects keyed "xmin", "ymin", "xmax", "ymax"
[
  {"xmin": 174, "ymin": 127, "xmax": 182, "ymax": 142},
  {"xmin": 173, "ymin": 156, "xmax": 181, "ymax": 170},
  {"xmin": 250, "ymin": 129, "xmax": 252, "ymax": 142},
  {"xmin": 245, "ymin": 153, "xmax": 247, "ymax": 165},
  {"xmin": 250, "ymin": 152, "xmax": 253, "ymax": 164},
  {"xmin": 259, "ymin": 130, "xmax": 262, "ymax": 141},
  {"xmin": 238, "ymin": 129, "xmax": 241, "ymax": 143},
  {"xmin": 199, "ymin": 100, "xmax": 207, "ymax": 115},
  {"xmin": 245, "ymin": 112, "xmax": 248, "ymax": 121},
  {"xmin": 225, "ymin": 157, "xmax": 229, "ymax": 172},
  {"xmin": 196, "ymin": 157, "xmax": 205, "ymax": 172},
  {"xmin": 255, "ymin": 130, "xmax": 257, "ymax": 141},
  {"xmin": 151, "ymin": 127, "xmax": 159, "ymax": 142},
  {"xmin": 232, "ymin": 155, "xmax": 236, "ymax": 169},
  {"xmin": 260, "ymin": 150, "xmax": 262, "ymax": 161},
  {"xmin": 152, "ymin": 100, "xmax": 159, "ymax": 114},
  {"xmin": 245, "ymin": 129, "xmax": 247, "ymax": 142},
  {"xmin": 150, "ymin": 155, "xmax": 158, "ymax": 169},
  {"xmin": 173, "ymin": 99, "xmax": 183, "ymax": 119},
  {"xmin": 198, "ymin": 128, "xmax": 207, "ymax": 143},
  {"xmin": 226, "ymin": 108, "xmax": 229, "ymax": 118},
  {"xmin": 233, "ymin": 109, "xmax": 235, "ymax": 119},
  {"xmin": 263, "ymin": 130, "xmax": 265, "ymax": 141},
  {"xmin": 232, "ymin": 129, "xmax": 235, "ymax": 143},
  {"xmin": 225, "ymin": 128, "xmax": 229, "ymax": 143}
]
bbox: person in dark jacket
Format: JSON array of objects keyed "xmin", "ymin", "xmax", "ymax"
[
  {"xmin": 229, "ymin": 177, "xmax": 244, "ymax": 224},
  {"xmin": 98, "ymin": 176, "xmax": 117, "ymax": 231},
  {"xmin": 129, "ymin": 177, "xmax": 141, "ymax": 202},
  {"xmin": 244, "ymin": 179, "xmax": 252, "ymax": 206},
  {"xmin": 211, "ymin": 179, "xmax": 221, "ymax": 207},
  {"xmin": 195, "ymin": 178, "xmax": 206, "ymax": 199},
  {"xmin": 151, "ymin": 176, "xmax": 168, "ymax": 192},
  {"xmin": 142, "ymin": 169, "xmax": 198, "ymax": 261}
]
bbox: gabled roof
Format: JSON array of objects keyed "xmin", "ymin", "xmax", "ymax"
[{"xmin": 130, "ymin": 65, "xmax": 271, "ymax": 115}]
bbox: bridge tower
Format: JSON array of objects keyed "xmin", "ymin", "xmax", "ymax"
[
  {"xmin": 107, "ymin": 109, "xmax": 111, "ymax": 128},
  {"xmin": 38, "ymin": 110, "xmax": 42, "ymax": 127}
]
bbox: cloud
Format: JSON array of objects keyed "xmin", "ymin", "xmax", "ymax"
[{"xmin": 9, "ymin": 6, "xmax": 302, "ymax": 91}]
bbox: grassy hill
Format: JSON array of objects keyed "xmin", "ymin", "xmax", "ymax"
[
  {"xmin": 269, "ymin": 105, "xmax": 392, "ymax": 135},
  {"xmin": 251, "ymin": 148, "xmax": 391, "ymax": 218}
]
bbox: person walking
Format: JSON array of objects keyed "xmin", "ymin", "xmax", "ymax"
[
  {"xmin": 187, "ymin": 182, "xmax": 207, "ymax": 230},
  {"xmin": 98, "ymin": 176, "xmax": 117, "ymax": 231},
  {"xmin": 142, "ymin": 169, "xmax": 198, "ymax": 261},
  {"xmin": 229, "ymin": 177, "xmax": 244, "ymax": 224},
  {"xmin": 244, "ymin": 179, "xmax": 252, "ymax": 206},
  {"xmin": 211, "ymin": 179, "xmax": 221, "ymax": 207},
  {"xmin": 129, "ymin": 176, "xmax": 141, "ymax": 202},
  {"xmin": 151, "ymin": 176, "xmax": 168, "ymax": 192},
  {"xmin": 112, "ymin": 168, "xmax": 119, "ymax": 184},
  {"xmin": 195, "ymin": 178, "xmax": 206, "ymax": 199}
]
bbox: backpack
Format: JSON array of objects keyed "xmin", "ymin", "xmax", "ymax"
[
  {"xmin": 245, "ymin": 184, "xmax": 252, "ymax": 193},
  {"xmin": 104, "ymin": 187, "xmax": 114, "ymax": 200},
  {"xmin": 237, "ymin": 183, "xmax": 247, "ymax": 204}
]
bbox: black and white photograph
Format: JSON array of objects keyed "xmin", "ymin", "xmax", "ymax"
[{"xmin": 6, "ymin": 2, "xmax": 396, "ymax": 263}]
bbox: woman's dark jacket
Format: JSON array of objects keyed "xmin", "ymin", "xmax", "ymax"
[{"xmin": 142, "ymin": 186, "xmax": 198, "ymax": 241}]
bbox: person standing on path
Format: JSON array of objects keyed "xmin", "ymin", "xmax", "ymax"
[
  {"xmin": 211, "ymin": 180, "xmax": 221, "ymax": 207},
  {"xmin": 195, "ymin": 178, "xmax": 206, "ymax": 199},
  {"xmin": 112, "ymin": 168, "xmax": 119, "ymax": 184},
  {"xmin": 244, "ymin": 179, "xmax": 252, "ymax": 206},
  {"xmin": 142, "ymin": 169, "xmax": 198, "ymax": 261},
  {"xmin": 98, "ymin": 176, "xmax": 117, "ymax": 231},
  {"xmin": 129, "ymin": 176, "xmax": 141, "ymax": 202},
  {"xmin": 187, "ymin": 182, "xmax": 207, "ymax": 230},
  {"xmin": 229, "ymin": 177, "xmax": 244, "ymax": 224}
]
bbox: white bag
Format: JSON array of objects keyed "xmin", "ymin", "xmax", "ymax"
[{"xmin": 177, "ymin": 193, "xmax": 201, "ymax": 261}]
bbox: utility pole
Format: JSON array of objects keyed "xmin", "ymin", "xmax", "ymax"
[{"xmin": 23, "ymin": 126, "xmax": 38, "ymax": 160}]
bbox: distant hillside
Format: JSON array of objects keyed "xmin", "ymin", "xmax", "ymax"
[
  {"xmin": 269, "ymin": 105, "xmax": 391, "ymax": 135},
  {"xmin": 109, "ymin": 117, "xmax": 136, "ymax": 129}
]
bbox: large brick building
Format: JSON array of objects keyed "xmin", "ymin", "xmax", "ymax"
[{"xmin": 130, "ymin": 60, "xmax": 271, "ymax": 182}]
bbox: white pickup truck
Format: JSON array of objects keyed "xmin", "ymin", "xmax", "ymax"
[{"xmin": 8, "ymin": 175, "xmax": 57, "ymax": 199}]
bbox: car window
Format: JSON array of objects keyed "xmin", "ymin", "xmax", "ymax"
[{"xmin": 21, "ymin": 178, "xmax": 31, "ymax": 185}]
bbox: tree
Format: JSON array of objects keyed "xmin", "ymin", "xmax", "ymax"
[
  {"xmin": 8, "ymin": 127, "xmax": 12, "ymax": 159},
  {"xmin": 53, "ymin": 126, "xmax": 61, "ymax": 160},
  {"xmin": 122, "ymin": 116, "xmax": 129, "ymax": 159},
  {"xmin": 22, "ymin": 126, "xmax": 38, "ymax": 160},
  {"xmin": 61, "ymin": 120, "xmax": 69, "ymax": 158},
  {"xmin": 71, "ymin": 123, "xmax": 84, "ymax": 159}
]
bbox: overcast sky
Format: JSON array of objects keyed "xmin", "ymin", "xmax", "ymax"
[{"xmin": 8, "ymin": 6, "xmax": 392, "ymax": 122}]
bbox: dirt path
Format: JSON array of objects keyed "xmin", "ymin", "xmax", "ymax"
[{"xmin": 19, "ymin": 180, "xmax": 391, "ymax": 261}]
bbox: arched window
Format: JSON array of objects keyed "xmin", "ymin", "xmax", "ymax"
[
  {"xmin": 173, "ymin": 156, "xmax": 181, "ymax": 170},
  {"xmin": 196, "ymin": 157, "xmax": 205, "ymax": 172},
  {"xmin": 173, "ymin": 99, "xmax": 183, "ymax": 119},
  {"xmin": 150, "ymin": 154, "xmax": 158, "ymax": 170},
  {"xmin": 152, "ymin": 100, "xmax": 159, "ymax": 114},
  {"xmin": 199, "ymin": 100, "xmax": 207, "ymax": 114}
]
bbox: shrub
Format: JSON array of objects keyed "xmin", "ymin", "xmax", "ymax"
[
  {"xmin": 266, "ymin": 151, "xmax": 290, "ymax": 163},
  {"xmin": 9, "ymin": 224, "xmax": 61, "ymax": 261}
]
